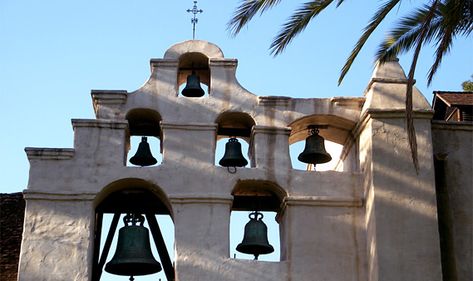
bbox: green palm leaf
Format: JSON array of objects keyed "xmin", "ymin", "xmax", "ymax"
[
  {"xmin": 228, "ymin": 0, "xmax": 283, "ymax": 36},
  {"xmin": 229, "ymin": 0, "xmax": 472, "ymax": 172},
  {"xmin": 397, "ymin": 0, "xmax": 440, "ymax": 173},
  {"xmin": 427, "ymin": 0, "xmax": 473, "ymax": 83},
  {"xmin": 270, "ymin": 0, "xmax": 338, "ymax": 55},
  {"xmin": 376, "ymin": 5, "xmax": 443, "ymax": 62},
  {"xmin": 338, "ymin": 0, "xmax": 402, "ymax": 85}
]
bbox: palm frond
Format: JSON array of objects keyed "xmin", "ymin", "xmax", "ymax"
[
  {"xmin": 336, "ymin": 0, "xmax": 346, "ymax": 7},
  {"xmin": 404, "ymin": 0, "xmax": 440, "ymax": 174},
  {"xmin": 338, "ymin": 0, "xmax": 402, "ymax": 85},
  {"xmin": 458, "ymin": 0, "xmax": 473, "ymax": 35},
  {"xmin": 427, "ymin": 0, "xmax": 473, "ymax": 83},
  {"xmin": 269, "ymin": 0, "xmax": 338, "ymax": 55},
  {"xmin": 376, "ymin": 5, "xmax": 443, "ymax": 62},
  {"xmin": 228, "ymin": 0, "xmax": 282, "ymax": 36}
]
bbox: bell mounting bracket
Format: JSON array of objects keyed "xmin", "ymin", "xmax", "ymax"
[{"xmin": 307, "ymin": 124, "xmax": 328, "ymax": 135}]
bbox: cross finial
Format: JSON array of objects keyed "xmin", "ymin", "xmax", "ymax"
[{"xmin": 187, "ymin": 1, "xmax": 203, "ymax": 40}]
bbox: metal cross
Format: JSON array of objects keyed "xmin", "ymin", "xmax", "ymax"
[{"xmin": 187, "ymin": 1, "xmax": 203, "ymax": 40}]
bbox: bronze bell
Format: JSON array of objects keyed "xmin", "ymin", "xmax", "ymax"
[
  {"xmin": 130, "ymin": 137, "xmax": 157, "ymax": 166},
  {"xmin": 236, "ymin": 211, "xmax": 274, "ymax": 260},
  {"xmin": 298, "ymin": 127, "xmax": 332, "ymax": 164},
  {"xmin": 105, "ymin": 214, "xmax": 162, "ymax": 277},
  {"xmin": 219, "ymin": 138, "xmax": 248, "ymax": 167},
  {"xmin": 181, "ymin": 71, "xmax": 205, "ymax": 97}
]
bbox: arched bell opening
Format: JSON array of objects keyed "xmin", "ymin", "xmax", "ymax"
[
  {"xmin": 289, "ymin": 115, "xmax": 355, "ymax": 172},
  {"xmin": 92, "ymin": 179, "xmax": 175, "ymax": 281},
  {"xmin": 229, "ymin": 180, "xmax": 286, "ymax": 262},
  {"xmin": 126, "ymin": 109, "xmax": 162, "ymax": 167},
  {"xmin": 177, "ymin": 52, "xmax": 210, "ymax": 97},
  {"xmin": 215, "ymin": 112, "xmax": 255, "ymax": 170}
]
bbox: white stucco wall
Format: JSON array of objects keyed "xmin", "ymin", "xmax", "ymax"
[{"xmin": 18, "ymin": 41, "xmax": 446, "ymax": 281}]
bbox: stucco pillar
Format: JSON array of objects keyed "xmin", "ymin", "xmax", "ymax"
[
  {"xmin": 172, "ymin": 199, "xmax": 231, "ymax": 281},
  {"xmin": 161, "ymin": 123, "xmax": 217, "ymax": 166},
  {"xmin": 72, "ymin": 119, "xmax": 128, "ymax": 167},
  {"xmin": 251, "ymin": 126, "xmax": 291, "ymax": 170},
  {"xmin": 18, "ymin": 195, "xmax": 94, "ymax": 281},
  {"xmin": 360, "ymin": 60, "xmax": 442, "ymax": 281}
]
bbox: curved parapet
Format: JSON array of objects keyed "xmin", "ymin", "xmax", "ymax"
[{"xmin": 164, "ymin": 40, "xmax": 224, "ymax": 60}]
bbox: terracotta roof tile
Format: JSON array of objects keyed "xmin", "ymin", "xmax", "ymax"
[
  {"xmin": 0, "ymin": 193, "xmax": 25, "ymax": 281},
  {"xmin": 434, "ymin": 91, "xmax": 473, "ymax": 106}
]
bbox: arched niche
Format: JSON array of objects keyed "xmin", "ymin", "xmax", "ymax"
[
  {"xmin": 289, "ymin": 115, "xmax": 355, "ymax": 171},
  {"xmin": 94, "ymin": 178, "xmax": 172, "ymax": 217},
  {"xmin": 230, "ymin": 180, "xmax": 287, "ymax": 261},
  {"xmin": 288, "ymin": 114, "xmax": 355, "ymax": 145},
  {"xmin": 215, "ymin": 112, "xmax": 255, "ymax": 168},
  {"xmin": 92, "ymin": 178, "xmax": 174, "ymax": 281},
  {"xmin": 177, "ymin": 52, "xmax": 210, "ymax": 96},
  {"xmin": 216, "ymin": 111, "xmax": 255, "ymax": 142},
  {"xmin": 125, "ymin": 109, "xmax": 162, "ymax": 166},
  {"xmin": 126, "ymin": 108, "xmax": 162, "ymax": 138},
  {"xmin": 231, "ymin": 180, "xmax": 286, "ymax": 215}
]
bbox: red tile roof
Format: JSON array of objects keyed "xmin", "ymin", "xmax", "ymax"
[
  {"xmin": 434, "ymin": 91, "xmax": 473, "ymax": 106},
  {"xmin": 0, "ymin": 193, "xmax": 25, "ymax": 281}
]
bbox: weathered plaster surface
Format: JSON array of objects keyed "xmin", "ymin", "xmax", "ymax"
[
  {"xmin": 18, "ymin": 199, "xmax": 93, "ymax": 281},
  {"xmin": 360, "ymin": 59, "xmax": 442, "ymax": 281},
  {"xmin": 18, "ymin": 40, "xmax": 447, "ymax": 281}
]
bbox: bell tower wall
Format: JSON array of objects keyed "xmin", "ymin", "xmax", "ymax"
[{"xmin": 16, "ymin": 40, "xmax": 443, "ymax": 281}]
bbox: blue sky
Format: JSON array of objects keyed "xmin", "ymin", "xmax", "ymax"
[
  {"xmin": 1, "ymin": 1, "xmax": 471, "ymax": 280},
  {"xmin": 1, "ymin": 1, "xmax": 471, "ymax": 193}
]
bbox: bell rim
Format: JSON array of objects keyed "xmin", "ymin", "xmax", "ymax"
[
  {"xmin": 297, "ymin": 152, "xmax": 332, "ymax": 164},
  {"xmin": 105, "ymin": 262, "xmax": 162, "ymax": 276},
  {"xmin": 129, "ymin": 156, "xmax": 158, "ymax": 166},
  {"xmin": 181, "ymin": 88, "xmax": 205, "ymax": 97},
  {"xmin": 236, "ymin": 243, "xmax": 275, "ymax": 255},
  {"xmin": 218, "ymin": 158, "xmax": 248, "ymax": 167}
]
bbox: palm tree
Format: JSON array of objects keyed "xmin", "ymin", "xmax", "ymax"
[
  {"xmin": 462, "ymin": 75, "xmax": 473, "ymax": 90},
  {"xmin": 228, "ymin": 0, "xmax": 473, "ymax": 172}
]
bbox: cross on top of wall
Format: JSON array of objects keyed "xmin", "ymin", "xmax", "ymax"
[{"xmin": 187, "ymin": 1, "xmax": 203, "ymax": 40}]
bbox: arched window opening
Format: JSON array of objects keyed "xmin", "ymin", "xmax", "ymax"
[
  {"xmin": 230, "ymin": 181, "xmax": 285, "ymax": 262},
  {"xmin": 126, "ymin": 109, "xmax": 162, "ymax": 167},
  {"xmin": 215, "ymin": 112, "xmax": 255, "ymax": 170},
  {"xmin": 93, "ymin": 187, "xmax": 175, "ymax": 281},
  {"xmin": 177, "ymin": 52, "xmax": 210, "ymax": 97},
  {"xmin": 290, "ymin": 136, "xmax": 343, "ymax": 171},
  {"xmin": 289, "ymin": 115, "xmax": 354, "ymax": 172}
]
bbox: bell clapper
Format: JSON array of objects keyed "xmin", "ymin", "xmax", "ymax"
[
  {"xmin": 227, "ymin": 166, "xmax": 237, "ymax": 174},
  {"xmin": 129, "ymin": 275, "xmax": 134, "ymax": 281},
  {"xmin": 306, "ymin": 163, "xmax": 314, "ymax": 171}
]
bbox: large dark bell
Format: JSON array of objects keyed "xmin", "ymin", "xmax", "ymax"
[
  {"xmin": 219, "ymin": 138, "xmax": 248, "ymax": 167},
  {"xmin": 181, "ymin": 71, "xmax": 205, "ymax": 97},
  {"xmin": 236, "ymin": 212, "xmax": 274, "ymax": 260},
  {"xmin": 105, "ymin": 223, "xmax": 162, "ymax": 276},
  {"xmin": 130, "ymin": 137, "xmax": 157, "ymax": 166},
  {"xmin": 298, "ymin": 132, "xmax": 332, "ymax": 164}
]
